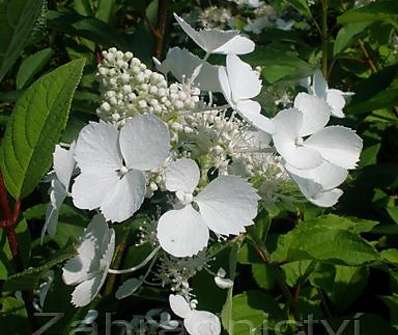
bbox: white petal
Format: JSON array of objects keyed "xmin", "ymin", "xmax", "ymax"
[
  {"xmin": 174, "ymin": 14, "xmax": 254, "ymax": 55},
  {"xmin": 62, "ymin": 238, "xmax": 96, "ymax": 285},
  {"xmin": 165, "ymin": 158, "xmax": 200, "ymax": 194},
  {"xmin": 310, "ymin": 189, "xmax": 343, "ymax": 207},
  {"xmin": 312, "ymin": 70, "xmax": 328, "ymax": 98},
  {"xmin": 272, "ymin": 108, "xmax": 302, "ymax": 139},
  {"xmin": 42, "ymin": 179, "xmax": 67, "ymax": 241},
  {"xmin": 169, "ymin": 295, "xmax": 192, "ymax": 319},
  {"xmin": 184, "ymin": 311, "xmax": 221, "ymax": 335},
  {"xmin": 289, "ymin": 172, "xmax": 343, "ymax": 207},
  {"xmin": 158, "ymin": 47, "xmax": 222, "ymax": 92},
  {"xmin": 212, "ymin": 34, "xmax": 255, "ymax": 55},
  {"xmin": 74, "ymin": 122, "xmax": 122, "ymax": 172},
  {"xmin": 304, "ymin": 126, "xmax": 363, "ymax": 169},
  {"xmin": 195, "ymin": 176, "xmax": 259, "ymax": 236},
  {"xmin": 53, "ymin": 142, "xmax": 76, "ymax": 189},
  {"xmin": 100, "ymin": 169, "xmax": 146, "ymax": 223},
  {"xmin": 293, "ymin": 93, "xmax": 331, "ymax": 136},
  {"xmin": 218, "ymin": 67, "xmax": 233, "ymax": 105},
  {"xmin": 70, "ymin": 276, "xmax": 99, "ymax": 307},
  {"xmin": 119, "ymin": 114, "xmax": 170, "ymax": 171},
  {"xmin": 72, "ymin": 169, "xmax": 120, "ymax": 211},
  {"xmin": 70, "ymin": 220, "xmax": 115, "ymax": 307},
  {"xmin": 236, "ymin": 100, "xmax": 275, "ymax": 134},
  {"xmin": 274, "ymin": 133, "xmax": 322, "ymax": 169},
  {"xmin": 157, "ymin": 205, "xmax": 209, "ymax": 257},
  {"xmin": 327, "ymin": 89, "xmax": 346, "ymax": 118},
  {"xmin": 226, "ymin": 55, "xmax": 261, "ymax": 102},
  {"xmin": 285, "ymin": 161, "xmax": 348, "ymax": 190}
]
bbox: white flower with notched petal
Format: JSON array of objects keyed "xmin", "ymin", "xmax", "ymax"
[
  {"xmin": 285, "ymin": 161, "xmax": 348, "ymax": 207},
  {"xmin": 71, "ymin": 114, "xmax": 170, "ymax": 222},
  {"xmin": 154, "ymin": 47, "xmax": 222, "ymax": 92},
  {"xmin": 310, "ymin": 70, "xmax": 354, "ymax": 118},
  {"xmin": 169, "ymin": 295, "xmax": 221, "ymax": 335},
  {"xmin": 157, "ymin": 158, "xmax": 259, "ymax": 258},
  {"xmin": 218, "ymin": 55, "xmax": 275, "ymax": 134},
  {"xmin": 272, "ymin": 94, "xmax": 362, "ymax": 170},
  {"xmin": 174, "ymin": 14, "xmax": 255, "ymax": 55},
  {"xmin": 62, "ymin": 215, "xmax": 115, "ymax": 307},
  {"xmin": 42, "ymin": 142, "xmax": 76, "ymax": 241}
]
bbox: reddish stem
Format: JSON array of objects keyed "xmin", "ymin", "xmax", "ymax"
[
  {"xmin": 0, "ymin": 174, "xmax": 12, "ymax": 219},
  {"xmin": 0, "ymin": 174, "xmax": 20, "ymax": 257}
]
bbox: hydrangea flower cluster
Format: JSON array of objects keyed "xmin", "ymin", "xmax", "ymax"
[{"xmin": 42, "ymin": 12, "xmax": 363, "ymax": 335}]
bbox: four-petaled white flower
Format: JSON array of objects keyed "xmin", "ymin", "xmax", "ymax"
[
  {"xmin": 154, "ymin": 47, "xmax": 222, "ymax": 92},
  {"xmin": 62, "ymin": 214, "xmax": 115, "ymax": 307},
  {"xmin": 272, "ymin": 93, "xmax": 362, "ymax": 170},
  {"xmin": 310, "ymin": 70, "xmax": 354, "ymax": 118},
  {"xmin": 71, "ymin": 114, "xmax": 170, "ymax": 223},
  {"xmin": 169, "ymin": 294, "xmax": 221, "ymax": 335},
  {"xmin": 218, "ymin": 54, "xmax": 275, "ymax": 134},
  {"xmin": 174, "ymin": 13, "xmax": 255, "ymax": 55},
  {"xmin": 42, "ymin": 142, "xmax": 76, "ymax": 242},
  {"xmin": 157, "ymin": 158, "xmax": 259, "ymax": 257}
]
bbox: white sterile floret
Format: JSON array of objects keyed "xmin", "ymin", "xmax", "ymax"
[
  {"xmin": 218, "ymin": 55, "xmax": 275, "ymax": 134},
  {"xmin": 42, "ymin": 142, "xmax": 76, "ymax": 242},
  {"xmin": 154, "ymin": 47, "xmax": 222, "ymax": 92},
  {"xmin": 169, "ymin": 295, "xmax": 221, "ymax": 335},
  {"xmin": 71, "ymin": 114, "xmax": 170, "ymax": 222},
  {"xmin": 174, "ymin": 13, "xmax": 255, "ymax": 55},
  {"xmin": 309, "ymin": 70, "xmax": 354, "ymax": 118},
  {"xmin": 285, "ymin": 161, "xmax": 348, "ymax": 207},
  {"xmin": 271, "ymin": 93, "xmax": 363, "ymax": 170},
  {"xmin": 157, "ymin": 158, "xmax": 259, "ymax": 257},
  {"xmin": 62, "ymin": 215, "xmax": 115, "ymax": 307}
]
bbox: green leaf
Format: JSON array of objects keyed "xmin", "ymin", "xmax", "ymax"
[
  {"xmin": 0, "ymin": 0, "xmax": 44, "ymax": 83},
  {"xmin": 222, "ymin": 291, "xmax": 284, "ymax": 334},
  {"xmin": 334, "ymin": 22, "xmax": 370, "ymax": 56},
  {"xmin": 47, "ymin": 10, "xmax": 130, "ymax": 51},
  {"xmin": 285, "ymin": 0, "xmax": 312, "ymax": 17},
  {"xmin": 243, "ymin": 46, "xmax": 315, "ymax": 83},
  {"xmin": 96, "ymin": 0, "xmax": 116, "ymax": 23},
  {"xmin": 271, "ymin": 216, "xmax": 379, "ymax": 266},
  {"xmin": 252, "ymin": 264, "xmax": 276, "ymax": 290},
  {"xmin": 16, "ymin": 48, "xmax": 53, "ymax": 89},
  {"xmin": 381, "ymin": 249, "xmax": 398, "ymax": 264},
  {"xmin": 3, "ymin": 244, "xmax": 76, "ymax": 291},
  {"xmin": 348, "ymin": 88, "xmax": 398, "ymax": 115},
  {"xmin": 0, "ymin": 297, "xmax": 30, "ymax": 334},
  {"xmin": 338, "ymin": 0, "xmax": 398, "ymax": 25},
  {"xmin": 1, "ymin": 58, "xmax": 85, "ymax": 200}
]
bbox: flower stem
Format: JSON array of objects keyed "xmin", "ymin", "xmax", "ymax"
[
  {"xmin": 321, "ymin": 0, "xmax": 329, "ymax": 80},
  {"xmin": 108, "ymin": 246, "xmax": 160, "ymax": 274}
]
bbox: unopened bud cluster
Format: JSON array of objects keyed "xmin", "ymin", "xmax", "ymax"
[{"xmin": 96, "ymin": 48, "xmax": 200, "ymax": 126}]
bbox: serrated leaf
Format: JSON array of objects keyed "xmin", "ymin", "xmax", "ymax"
[
  {"xmin": 0, "ymin": 0, "xmax": 44, "ymax": 83},
  {"xmin": 271, "ymin": 216, "xmax": 379, "ymax": 266},
  {"xmin": 1, "ymin": 58, "xmax": 85, "ymax": 200},
  {"xmin": 16, "ymin": 48, "xmax": 53, "ymax": 89}
]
